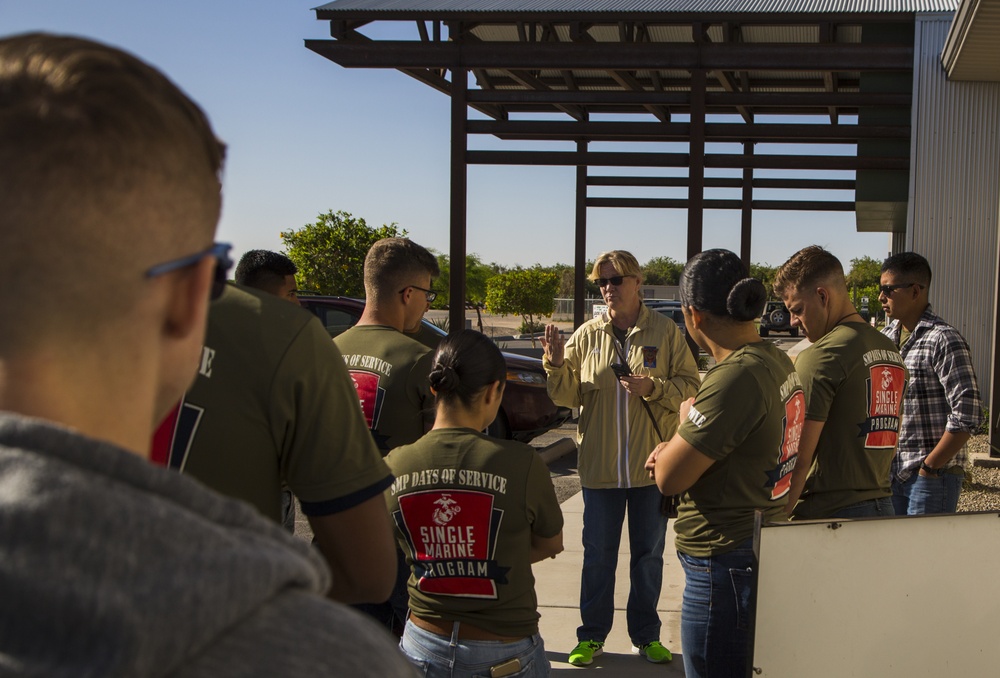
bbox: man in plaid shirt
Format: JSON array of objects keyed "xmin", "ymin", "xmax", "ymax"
[{"xmin": 880, "ymin": 252, "xmax": 984, "ymax": 514}]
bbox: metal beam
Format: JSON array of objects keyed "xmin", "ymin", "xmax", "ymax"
[
  {"xmin": 503, "ymin": 69, "xmax": 587, "ymax": 121},
  {"xmin": 466, "ymin": 119, "xmax": 909, "ymax": 142},
  {"xmin": 606, "ymin": 69, "xmax": 671, "ymax": 123},
  {"xmin": 688, "ymin": 67, "xmax": 706, "ymax": 259},
  {"xmin": 741, "ymin": 141, "xmax": 753, "ymax": 267},
  {"xmin": 588, "ymin": 176, "xmax": 857, "ymax": 190},
  {"xmin": 317, "ymin": 9, "xmax": 919, "ymax": 24},
  {"xmin": 315, "ymin": 29, "xmax": 505, "ymax": 119},
  {"xmin": 575, "ymin": 141, "xmax": 588, "ymax": 329},
  {"xmin": 465, "ymin": 90, "xmax": 910, "ymax": 107},
  {"xmin": 449, "ymin": 69, "xmax": 468, "ymax": 335},
  {"xmin": 466, "ymin": 150, "xmax": 907, "ymax": 170},
  {"xmin": 587, "ymin": 197, "xmax": 855, "ymax": 211},
  {"xmin": 306, "ymin": 40, "xmax": 914, "ymax": 71},
  {"xmin": 715, "ymin": 21, "xmax": 753, "ymax": 124}
]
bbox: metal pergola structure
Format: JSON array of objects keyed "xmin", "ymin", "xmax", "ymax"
[{"xmin": 307, "ymin": 1, "xmax": 942, "ymax": 331}]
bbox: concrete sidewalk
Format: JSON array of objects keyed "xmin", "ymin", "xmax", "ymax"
[{"xmin": 534, "ymin": 491, "xmax": 687, "ymax": 675}]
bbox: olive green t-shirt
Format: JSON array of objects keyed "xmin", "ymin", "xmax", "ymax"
[
  {"xmin": 674, "ymin": 342, "xmax": 804, "ymax": 557},
  {"xmin": 792, "ymin": 322, "xmax": 908, "ymax": 520},
  {"xmin": 385, "ymin": 428, "xmax": 564, "ymax": 638},
  {"xmin": 333, "ymin": 325, "xmax": 436, "ymax": 453},
  {"xmin": 173, "ymin": 285, "xmax": 391, "ymax": 523}
]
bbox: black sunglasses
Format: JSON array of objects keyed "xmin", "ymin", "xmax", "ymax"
[
  {"xmin": 879, "ymin": 282, "xmax": 922, "ymax": 297},
  {"xmin": 400, "ymin": 284, "xmax": 437, "ymax": 303},
  {"xmin": 596, "ymin": 275, "xmax": 632, "ymax": 288},
  {"xmin": 146, "ymin": 242, "xmax": 233, "ymax": 300}
]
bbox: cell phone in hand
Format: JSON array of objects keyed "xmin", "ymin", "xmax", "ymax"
[{"xmin": 611, "ymin": 362, "xmax": 631, "ymax": 378}]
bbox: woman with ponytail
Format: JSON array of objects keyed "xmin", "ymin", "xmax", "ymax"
[
  {"xmin": 385, "ymin": 330, "xmax": 564, "ymax": 678},
  {"xmin": 644, "ymin": 249, "xmax": 805, "ymax": 678}
]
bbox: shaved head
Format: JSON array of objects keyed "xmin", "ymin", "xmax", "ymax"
[
  {"xmin": 773, "ymin": 245, "xmax": 846, "ymax": 298},
  {"xmin": 0, "ymin": 33, "xmax": 225, "ymax": 351}
]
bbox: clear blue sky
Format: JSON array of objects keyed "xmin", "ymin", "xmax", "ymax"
[{"xmin": 2, "ymin": 0, "xmax": 892, "ymax": 271}]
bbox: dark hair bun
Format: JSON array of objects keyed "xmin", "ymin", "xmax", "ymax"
[
  {"xmin": 428, "ymin": 364, "xmax": 460, "ymax": 393},
  {"xmin": 726, "ymin": 278, "xmax": 767, "ymax": 322}
]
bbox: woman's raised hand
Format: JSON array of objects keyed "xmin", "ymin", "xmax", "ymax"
[{"xmin": 541, "ymin": 324, "xmax": 565, "ymax": 367}]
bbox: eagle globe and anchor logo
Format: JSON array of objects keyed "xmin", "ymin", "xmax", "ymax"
[{"xmin": 432, "ymin": 493, "xmax": 462, "ymax": 526}]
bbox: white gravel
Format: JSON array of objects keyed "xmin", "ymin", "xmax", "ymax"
[{"xmin": 958, "ymin": 434, "xmax": 1000, "ymax": 513}]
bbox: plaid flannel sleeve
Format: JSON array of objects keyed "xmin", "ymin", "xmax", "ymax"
[{"xmin": 932, "ymin": 327, "xmax": 984, "ymax": 434}]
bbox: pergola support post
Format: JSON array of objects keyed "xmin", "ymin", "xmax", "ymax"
[
  {"xmin": 687, "ymin": 69, "xmax": 706, "ymax": 259},
  {"xmin": 574, "ymin": 140, "xmax": 588, "ymax": 328},
  {"xmin": 741, "ymin": 141, "xmax": 754, "ymax": 269},
  {"xmin": 449, "ymin": 69, "xmax": 468, "ymax": 334}
]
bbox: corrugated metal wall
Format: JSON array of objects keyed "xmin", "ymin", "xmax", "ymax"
[{"xmin": 907, "ymin": 12, "xmax": 1000, "ymax": 397}]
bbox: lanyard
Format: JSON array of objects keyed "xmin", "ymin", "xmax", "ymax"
[{"xmin": 612, "ymin": 332, "xmax": 664, "ymax": 442}]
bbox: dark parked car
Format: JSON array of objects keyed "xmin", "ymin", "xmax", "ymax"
[
  {"xmin": 645, "ymin": 300, "xmax": 700, "ymax": 360},
  {"xmin": 298, "ymin": 295, "xmax": 572, "ymax": 443},
  {"xmin": 759, "ymin": 300, "xmax": 798, "ymax": 338}
]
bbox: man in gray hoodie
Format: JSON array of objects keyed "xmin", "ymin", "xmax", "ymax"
[{"xmin": 0, "ymin": 32, "xmax": 415, "ymax": 676}]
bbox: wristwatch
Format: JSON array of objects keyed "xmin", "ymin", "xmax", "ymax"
[{"xmin": 920, "ymin": 460, "xmax": 945, "ymax": 476}]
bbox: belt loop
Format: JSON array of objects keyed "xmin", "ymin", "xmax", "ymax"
[{"xmin": 450, "ymin": 621, "xmax": 461, "ymax": 649}]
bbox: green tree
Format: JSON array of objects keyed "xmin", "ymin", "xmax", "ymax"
[
  {"xmin": 541, "ymin": 263, "xmax": 575, "ymax": 298},
  {"xmin": 550, "ymin": 261, "xmax": 600, "ymax": 299},
  {"xmin": 846, "ymin": 255, "xmax": 882, "ymax": 289},
  {"xmin": 280, "ymin": 210, "xmax": 405, "ymax": 296},
  {"xmin": 484, "ymin": 268, "xmax": 560, "ymax": 347},
  {"xmin": 432, "ymin": 253, "xmax": 500, "ymax": 309},
  {"xmin": 855, "ymin": 283, "xmax": 883, "ymax": 321},
  {"xmin": 642, "ymin": 256, "xmax": 684, "ymax": 286},
  {"xmin": 750, "ymin": 263, "xmax": 779, "ymax": 297},
  {"xmin": 846, "ymin": 255, "xmax": 883, "ymax": 309}
]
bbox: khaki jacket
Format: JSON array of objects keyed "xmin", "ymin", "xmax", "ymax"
[{"xmin": 544, "ymin": 304, "xmax": 700, "ymax": 489}]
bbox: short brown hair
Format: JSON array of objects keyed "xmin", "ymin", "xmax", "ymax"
[
  {"xmin": 589, "ymin": 250, "xmax": 642, "ymax": 282},
  {"xmin": 0, "ymin": 33, "xmax": 226, "ymax": 350},
  {"xmin": 773, "ymin": 245, "xmax": 845, "ymax": 297},
  {"xmin": 364, "ymin": 238, "xmax": 440, "ymax": 301}
]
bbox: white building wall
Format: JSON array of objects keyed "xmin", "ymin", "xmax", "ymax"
[{"xmin": 907, "ymin": 12, "xmax": 1000, "ymax": 395}]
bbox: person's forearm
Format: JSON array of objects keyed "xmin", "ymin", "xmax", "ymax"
[
  {"xmin": 315, "ymin": 540, "xmax": 396, "ymax": 604},
  {"xmin": 543, "ymin": 360, "xmax": 581, "ymax": 409},
  {"xmin": 922, "ymin": 430, "xmax": 972, "ymax": 470},
  {"xmin": 308, "ymin": 496, "xmax": 398, "ymax": 604},
  {"xmin": 784, "ymin": 420, "xmax": 822, "ymax": 517},
  {"xmin": 783, "ymin": 465, "xmax": 810, "ymax": 518},
  {"xmin": 529, "ymin": 533, "xmax": 564, "ymax": 563}
]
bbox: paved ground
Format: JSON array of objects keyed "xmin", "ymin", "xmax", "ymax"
[
  {"xmin": 293, "ymin": 320, "xmax": 997, "ymax": 674},
  {"xmin": 290, "ymin": 323, "xmax": 807, "ymax": 674},
  {"xmin": 535, "ymin": 489, "xmax": 687, "ymax": 675}
]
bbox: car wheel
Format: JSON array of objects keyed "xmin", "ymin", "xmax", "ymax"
[
  {"xmin": 487, "ymin": 410, "xmax": 511, "ymax": 440},
  {"xmin": 790, "ymin": 327, "xmax": 799, "ymax": 337},
  {"xmin": 759, "ymin": 327, "xmax": 770, "ymax": 337},
  {"xmin": 770, "ymin": 309, "xmax": 788, "ymax": 327}
]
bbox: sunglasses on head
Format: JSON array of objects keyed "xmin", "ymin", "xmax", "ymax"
[
  {"xmin": 146, "ymin": 242, "xmax": 234, "ymax": 300},
  {"xmin": 596, "ymin": 275, "xmax": 631, "ymax": 287}
]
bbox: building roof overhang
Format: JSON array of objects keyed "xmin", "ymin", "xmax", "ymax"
[{"xmin": 942, "ymin": 0, "xmax": 1000, "ymax": 81}]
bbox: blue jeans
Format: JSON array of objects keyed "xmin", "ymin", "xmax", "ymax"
[
  {"xmin": 830, "ymin": 496, "xmax": 894, "ymax": 519},
  {"xmin": 892, "ymin": 471, "xmax": 964, "ymax": 515},
  {"xmin": 400, "ymin": 619, "xmax": 549, "ymax": 678},
  {"xmin": 677, "ymin": 540, "xmax": 756, "ymax": 678},
  {"xmin": 578, "ymin": 485, "xmax": 667, "ymax": 646}
]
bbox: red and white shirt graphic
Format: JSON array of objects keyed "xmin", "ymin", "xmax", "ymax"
[
  {"xmin": 770, "ymin": 389, "xmax": 805, "ymax": 501},
  {"xmin": 394, "ymin": 489, "xmax": 507, "ymax": 599},
  {"xmin": 862, "ymin": 364, "xmax": 906, "ymax": 448},
  {"xmin": 150, "ymin": 399, "xmax": 204, "ymax": 470},
  {"xmin": 348, "ymin": 370, "xmax": 386, "ymax": 431}
]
